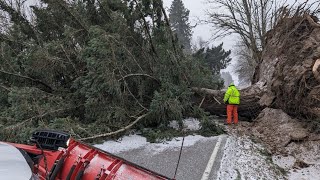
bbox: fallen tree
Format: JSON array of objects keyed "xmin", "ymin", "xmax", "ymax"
[
  {"xmin": 195, "ymin": 13, "xmax": 320, "ymax": 122},
  {"xmin": 0, "ymin": 0, "xmax": 224, "ymax": 142},
  {"xmin": 192, "ymin": 84, "xmax": 265, "ymax": 119}
]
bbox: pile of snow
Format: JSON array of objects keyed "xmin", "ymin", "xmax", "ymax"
[
  {"xmin": 272, "ymin": 140, "xmax": 320, "ymax": 180},
  {"xmin": 95, "ymin": 134, "xmax": 216, "ymax": 155},
  {"xmin": 169, "ymin": 118, "xmax": 201, "ymax": 131},
  {"xmin": 94, "ymin": 135, "xmax": 148, "ymax": 154},
  {"xmin": 217, "ymin": 136, "xmax": 285, "ymax": 180}
]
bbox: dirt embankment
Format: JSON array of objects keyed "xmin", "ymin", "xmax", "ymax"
[
  {"xmin": 231, "ymin": 15, "xmax": 320, "ymax": 176},
  {"xmin": 255, "ymin": 14, "xmax": 320, "ymax": 119}
]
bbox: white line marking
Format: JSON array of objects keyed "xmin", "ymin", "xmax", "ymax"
[{"xmin": 201, "ymin": 136, "xmax": 223, "ymax": 180}]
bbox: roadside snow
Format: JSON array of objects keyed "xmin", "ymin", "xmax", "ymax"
[
  {"xmin": 273, "ymin": 153, "xmax": 320, "ymax": 180},
  {"xmin": 272, "ymin": 140, "xmax": 320, "ymax": 180},
  {"xmin": 288, "ymin": 165, "xmax": 320, "ymax": 180},
  {"xmin": 217, "ymin": 136, "xmax": 285, "ymax": 180},
  {"xmin": 95, "ymin": 134, "xmax": 217, "ymax": 155},
  {"xmin": 94, "ymin": 135, "xmax": 148, "ymax": 154}
]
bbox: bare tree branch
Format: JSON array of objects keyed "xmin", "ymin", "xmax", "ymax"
[
  {"xmin": 119, "ymin": 73, "xmax": 160, "ymax": 83},
  {"xmin": 79, "ymin": 113, "xmax": 148, "ymax": 141},
  {"xmin": 4, "ymin": 107, "xmax": 73, "ymax": 130},
  {"xmin": 0, "ymin": 69, "xmax": 53, "ymax": 92}
]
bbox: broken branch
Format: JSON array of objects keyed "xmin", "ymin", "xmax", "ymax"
[{"xmin": 79, "ymin": 113, "xmax": 148, "ymax": 141}]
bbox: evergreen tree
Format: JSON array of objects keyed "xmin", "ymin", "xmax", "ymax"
[
  {"xmin": 169, "ymin": 0, "xmax": 192, "ymax": 51},
  {"xmin": 193, "ymin": 43, "xmax": 232, "ymax": 75}
]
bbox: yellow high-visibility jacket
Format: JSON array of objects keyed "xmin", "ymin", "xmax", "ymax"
[{"xmin": 223, "ymin": 85, "xmax": 240, "ymax": 105}]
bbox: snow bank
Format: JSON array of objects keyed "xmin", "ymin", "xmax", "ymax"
[
  {"xmin": 169, "ymin": 118, "xmax": 201, "ymax": 131},
  {"xmin": 272, "ymin": 141, "xmax": 320, "ymax": 180},
  {"xmin": 217, "ymin": 136, "xmax": 285, "ymax": 180},
  {"xmin": 94, "ymin": 135, "xmax": 149, "ymax": 154}
]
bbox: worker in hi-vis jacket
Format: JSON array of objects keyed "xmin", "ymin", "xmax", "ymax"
[{"xmin": 223, "ymin": 82, "xmax": 240, "ymax": 125}]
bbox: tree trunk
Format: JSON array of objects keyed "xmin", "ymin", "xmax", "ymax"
[{"xmin": 192, "ymin": 84, "xmax": 265, "ymax": 119}]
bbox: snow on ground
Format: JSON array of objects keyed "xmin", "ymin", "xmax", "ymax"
[
  {"xmin": 94, "ymin": 135, "xmax": 149, "ymax": 154},
  {"xmin": 95, "ymin": 116, "xmax": 320, "ymax": 180},
  {"xmin": 95, "ymin": 118, "xmax": 204, "ymax": 155},
  {"xmin": 288, "ymin": 165, "xmax": 320, "ymax": 180},
  {"xmin": 272, "ymin": 140, "xmax": 320, "ymax": 180},
  {"xmin": 217, "ymin": 136, "xmax": 286, "ymax": 180},
  {"xmin": 273, "ymin": 155, "xmax": 320, "ymax": 180},
  {"xmin": 169, "ymin": 118, "xmax": 201, "ymax": 131},
  {"xmin": 272, "ymin": 155, "xmax": 296, "ymax": 170},
  {"xmin": 95, "ymin": 134, "xmax": 218, "ymax": 155}
]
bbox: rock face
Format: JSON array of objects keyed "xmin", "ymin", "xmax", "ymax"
[{"xmin": 255, "ymin": 15, "xmax": 320, "ymax": 119}]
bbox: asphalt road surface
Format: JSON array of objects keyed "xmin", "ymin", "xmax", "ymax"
[{"xmin": 114, "ymin": 135, "xmax": 228, "ymax": 180}]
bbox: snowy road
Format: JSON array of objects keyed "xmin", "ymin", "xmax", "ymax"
[{"xmin": 95, "ymin": 135, "xmax": 228, "ymax": 180}]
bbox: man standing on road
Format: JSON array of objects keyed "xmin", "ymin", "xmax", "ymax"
[{"xmin": 223, "ymin": 82, "xmax": 240, "ymax": 125}]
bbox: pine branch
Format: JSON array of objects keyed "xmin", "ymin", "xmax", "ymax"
[
  {"xmin": 79, "ymin": 113, "xmax": 148, "ymax": 141},
  {"xmin": 4, "ymin": 107, "xmax": 74, "ymax": 130},
  {"xmin": 119, "ymin": 73, "xmax": 159, "ymax": 83},
  {"xmin": 0, "ymin": 69, "xmax": 53, "ymax": 93},
  {"xmin": 133, "ymin": 0, "xmax": 158, "ymax": 56},
  {"xmin": 0, "ymin": 83, "xmax": 11, "ymax": 91},
  {"xmin": 160, "ymin": 4, "xmax": 178, "ymax": 54},
  {"xmin": 0, "ymin": 1, "xmax": 38, "ymax": 42}
]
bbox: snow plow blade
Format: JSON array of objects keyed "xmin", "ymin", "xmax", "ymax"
[{"xmin": 6, "ymin": 130, "xmax": 171, "ymax": 180}]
